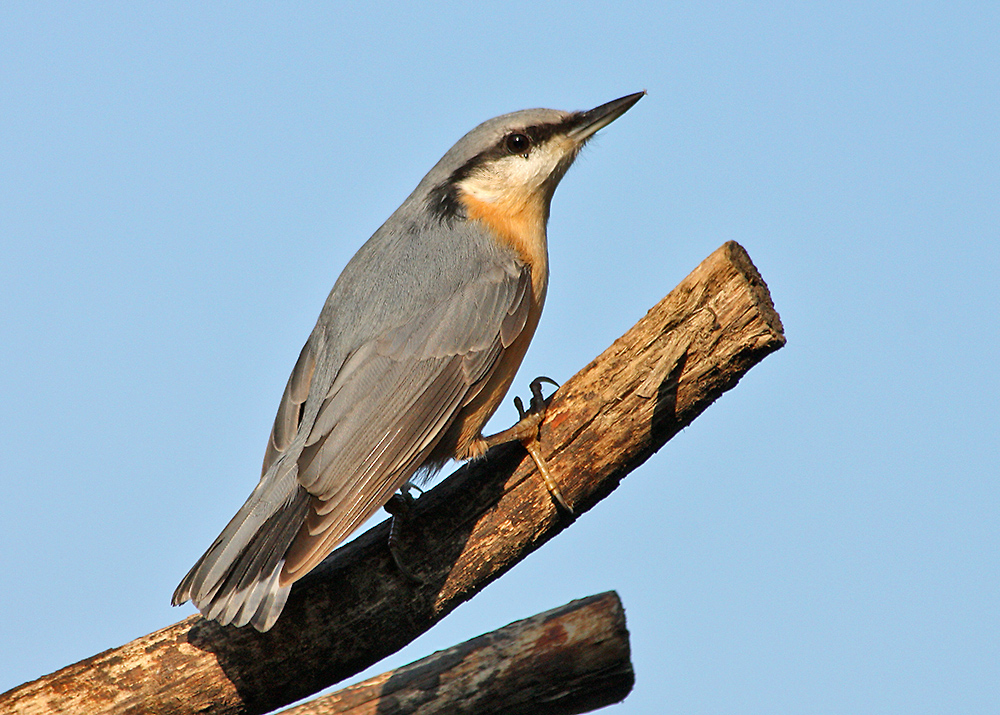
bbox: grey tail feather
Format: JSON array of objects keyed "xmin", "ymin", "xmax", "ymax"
[{"xmin": 172, "ymin": 465, "xmax": 311, "ymax": 632}]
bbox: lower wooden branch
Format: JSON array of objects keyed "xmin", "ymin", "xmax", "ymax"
[{"xmin": 281, "ymin": 592, "xmax": 632, "ymax": 715}]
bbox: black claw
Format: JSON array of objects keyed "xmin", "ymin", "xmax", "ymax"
[
  {"xmin": 531, "ymin": 375, "xmax": 559, "ymax": 391},
  {"xmin": 389, "ymin": 541, "xmax": 424, "ymax": 584},
  {"xmin": 514, "ymin": 376, "xmax": 559, "ymax": 416},
  {"xmin": 514, "ymin": 395, "xmax": 527, "ymax": 420},
  {"xmin": 529, "ymin": 376, "xmax": 558, "ymax": 411}
]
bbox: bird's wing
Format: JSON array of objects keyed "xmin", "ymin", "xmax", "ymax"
[
  {"xmin": 262, "ymin": 336, "xmax": 317, "ymax": 478},
  {"xmin": 277, "ymin": 259, "xmax": 532, "ymax": 580}
]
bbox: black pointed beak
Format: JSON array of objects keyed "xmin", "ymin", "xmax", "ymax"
[{"xmin": 566, "ymin": 91, "xmax": 645, "ymax": 142}]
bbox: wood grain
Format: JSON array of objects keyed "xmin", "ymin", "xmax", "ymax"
[{"xmin": 281, "ymin": 592, "xmax": 632, "ymax": 715}]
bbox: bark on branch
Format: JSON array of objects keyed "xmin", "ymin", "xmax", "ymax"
[
  {"xmin": 280, "ymin": 591, "xmax": 632, "ymax": 715},
  {"xmin": 2, "ymin": 241, "xmax": 785, "ymax": 715}
]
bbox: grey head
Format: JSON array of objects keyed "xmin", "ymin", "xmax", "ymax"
[{"xmin": 394, "ymin": 91, "xmax": 647, "ymax": 223}]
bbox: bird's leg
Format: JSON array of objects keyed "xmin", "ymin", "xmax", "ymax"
[
  {"xmin": 481, "ymin": 376, "xmax": 574, "ymax": 515},
  {"xmin": 384, "ymin": 482, "xmax": 425, "ymax": 584}
]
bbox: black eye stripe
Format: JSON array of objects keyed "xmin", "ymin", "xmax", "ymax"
[{"xmin": 505, "ymin": 133, "xmax": 531, "ymax": 156}]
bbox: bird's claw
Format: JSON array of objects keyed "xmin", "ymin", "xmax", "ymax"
[
  {"xmin": 515, "ymin": 375, "xmax": 559, "ymax": 418},
  {"xmin": 513, "ymin": 376, "xmax": 573, "ymax": 516}
]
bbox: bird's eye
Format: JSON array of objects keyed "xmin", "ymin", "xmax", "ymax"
[{"xmin": 505, "ymin": 133, "xmax": 531, "ymax": 156}]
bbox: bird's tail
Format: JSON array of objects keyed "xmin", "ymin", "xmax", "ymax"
[{"xmin": 172, "ymin": 463, "xmax": 310, "ymax": 631}]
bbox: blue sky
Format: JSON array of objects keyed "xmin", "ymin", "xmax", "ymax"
[{"xmin": 2, "ymin": 3, "xmax": 997, "ymax": 712}]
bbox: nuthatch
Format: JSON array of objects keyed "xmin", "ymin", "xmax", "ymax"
[{"xmin": 173, "ymin": 92, "xmax": 644, "ymax": 631}]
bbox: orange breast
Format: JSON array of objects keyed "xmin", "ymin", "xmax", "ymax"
[
  {"xmin": 425, "ymin": 191, "xmax": 551, "ymax": 461},
  {"xmin": 459, "ymin": 192, "xmax": 549, "ymax": 297}
]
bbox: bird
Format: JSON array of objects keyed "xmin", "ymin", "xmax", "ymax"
[{"xmin": 172, "ymin": 91, "xmax": 644, "ymax": 631}]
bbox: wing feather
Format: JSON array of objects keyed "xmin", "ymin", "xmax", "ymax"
[
  {"xmin": 282, "ymin": 353, "xmax": 471, "ymax": 577},
  {"xmin": 280, "ymin": 262, "xmax": 532, "ymax": 579},
  {"xmin": 262, "ymin": 341, "xmax": 316, "ymax": 477},
  {"xmin": 176, "ymin": 254, "xmax": 536, "ymax": 629}
]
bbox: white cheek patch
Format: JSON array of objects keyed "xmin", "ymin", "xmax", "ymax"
[{"xmin": 458, "ymin": 140, "xmax": 573, "ymax": 204}]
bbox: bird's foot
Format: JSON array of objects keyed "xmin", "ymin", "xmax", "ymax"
[
  {"xmin": 384, "ymin": 488, "xmax": 425, "ymax": 584},
  {"xmin": 482, "ymin": 376, "xmax": 574, "ymax": 515}
]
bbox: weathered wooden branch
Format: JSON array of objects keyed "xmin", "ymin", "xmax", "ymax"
[
  {"xmin": 279, "ymin": 591, "xmax": 632, "ymax": 715},
  {"xmin": 2, "ymin": 241, "xmax": 784, "ymax": 715}
]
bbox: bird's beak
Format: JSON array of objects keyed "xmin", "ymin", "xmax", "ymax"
[{"xmin": 566, "ymin": 91, "xmax": 645, "ymax": 142}]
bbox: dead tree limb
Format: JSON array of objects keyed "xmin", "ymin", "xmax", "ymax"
[
  {"xmin": 1, "ymin": 241, "xmax": 785, "ymax": 715},
  {"xmin": 280, "ymin": 591, "xmax": 632, "ymax": 715}
]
